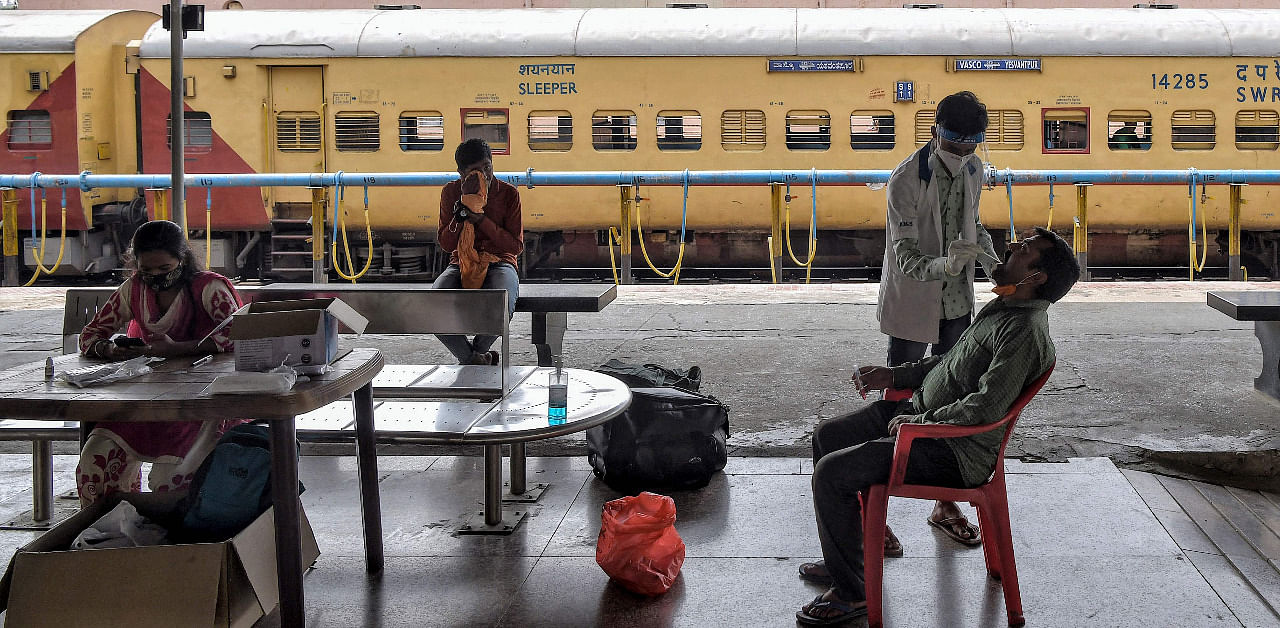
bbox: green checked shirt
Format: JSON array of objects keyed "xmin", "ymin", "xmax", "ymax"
[{"xmin": 889, "ymin": 297, "xmax": 1056, "ymax": 487}]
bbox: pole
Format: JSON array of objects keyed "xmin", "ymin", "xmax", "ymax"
[
  {"xmin": 618, "ymin": 185, "xmax": 632, "ymax": 284},
  {"xmin": 2, "ymin": 188, "xmax": 17, "ymax": 287},
  {"xmin": 770, "ymin": 183, "xmax": 784, "ymax": 282},
  {"xmin": 1229, "ymin": 183, "xmax": 1244, "ymax": 281},
  {"xmin": 170, "ymin": 0, "xmax": 186, "ymax": 232},
  {"xmin": 310, "ymin": 186, "xmax": 327, "ymax": 283},
  {"xmin": 1074, "ymin": 183, "xmax": 1090, "ymax": 282}
]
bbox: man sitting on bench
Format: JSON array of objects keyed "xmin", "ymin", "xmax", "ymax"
[
  {"xmin": 795, "ymin": 227, "xmax": 1081, "ymax": 625},
  {"xmin": 431, "ymin": 138, "xmax": 525, "ymax": 365}
]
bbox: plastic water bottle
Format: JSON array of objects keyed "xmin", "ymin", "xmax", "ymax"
[{"xmin": 548, "ymin": 356, "xmax": 567, "ymax": 425}]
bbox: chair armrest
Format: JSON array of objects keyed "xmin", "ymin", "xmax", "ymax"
[{"xmin": 887, "ymin": 414, "xmax": 1016, "ymax": 487}]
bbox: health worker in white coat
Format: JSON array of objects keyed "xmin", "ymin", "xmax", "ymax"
[{"xmin": 874, "ymin": 90, "xmax": 1001, "ymax": 551}]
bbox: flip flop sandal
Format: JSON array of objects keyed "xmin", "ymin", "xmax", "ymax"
[
  {"xmin": 884, "ymin": 534, "xmax": 905, "ymax": 558},
  {"xmin": 928, "ymin": 515, "xmax": 983, "ymax": 547},
  {"xmin": 798, "ymin": 561, "xmax": 832, "ymax": 584},
  {"xmin": 796, "ymin": 594, "xmax": 869, "ymax": 626}
]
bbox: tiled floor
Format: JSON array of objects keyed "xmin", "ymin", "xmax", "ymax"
[{"xmin": 0, "ymin": 455, "xmax": 1274, "ymax": 627}]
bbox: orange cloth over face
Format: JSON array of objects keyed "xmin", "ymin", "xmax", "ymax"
[{"xmin": 457, "ymin": 173, "xmax": 501, "ymax": 289}]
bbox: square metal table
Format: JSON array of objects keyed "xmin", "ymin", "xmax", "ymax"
[{"xmin": 0, "ymin": 348, "xmax": 385, "ymax": 628}]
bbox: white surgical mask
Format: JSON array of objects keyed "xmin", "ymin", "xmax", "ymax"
[{"xmin": 935, "ymin": 146, "xmax": 976, "ymax": 175}]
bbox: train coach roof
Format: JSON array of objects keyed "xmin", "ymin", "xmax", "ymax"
[
  {"xmin": 0, "ymin": 10, "xmax": 146, "ymax": 53},
  {"xmin": 139, "ymin": 7, "xmax": 1280, "ymax": 59}
]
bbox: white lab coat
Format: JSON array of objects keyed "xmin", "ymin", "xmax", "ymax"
[{"xmin": 877, "ymin": 143, "xmax": 990, "ymax": 343}]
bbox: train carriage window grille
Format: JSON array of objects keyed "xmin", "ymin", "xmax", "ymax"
[
  {"xmin": 165, "ymin": 112, "xmax": 213, "ymax": 153},
  {"xmin": 6, "ymin": 110, "xmax": 51, "ymax": 150},
  {"xmin": 462, "ymin": 109, "xmax": 509, "ymax": 155},
  {"xmin": 591, "ymin": 111, "xmax": 638, "ymax": 151},
  {"xmin": 1043, "ymin": 108, "xmax": 1088, "ymax": 153},
  {"xmin": 276, "ymin": 112, "xmax": 321, "ymax": 152},
  {"xmin": 721, "ymin": 110, "xmax": 765, "ymax": 151},
  {"xmin": 1107, "ymin": 110, "xmax": 1153, "ymax": 151},
  {"xmin": 786, "ymin": 110, "xmax": 830, "ymax": 151},
  {"xmin": 985, "ymin": 110, "xmax": 1024, "ymax": 151},
  {"xmin": 656, "ymin": 111, "xmax": 702, "ymax": 151},
  {"xmin": 399, "ymin": 111, "xmax": 444, "ymax": 152},
  {"xmin": 1171, "ymin": 110, "xmax": 1215, "ymax": 150},
  {"xmin": 335, "ymin": 112, "xmax": 381, "ymax": 152},
  {"xmin": 528, "ymin": 111, "xmax": 573, "ymax": 152},
  {"xmin": 850, "ymin": 111, "xmax": 894, "ymax": 150},
  {"xmin": 1235, "ymin": 110, "xmax": 1278, "ymax": 150},
  {"xmin": 914, "ymin": 110, "xmax": 934, "ymax": 146}
]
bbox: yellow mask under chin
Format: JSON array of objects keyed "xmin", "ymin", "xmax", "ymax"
[{"xmin": 991, "ymin": 284, "xmax": 1017, "ymax": 296}]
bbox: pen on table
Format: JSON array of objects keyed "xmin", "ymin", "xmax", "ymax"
[
  {"xmin": 190, "ymin": 354, "xmax": 214, "ymax": 369},
  {"xmin": 851, "ymin": 363, "xmax": 868, "ymax": 400}
]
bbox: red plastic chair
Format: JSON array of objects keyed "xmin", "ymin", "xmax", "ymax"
[{"xmin": 861, "ymin": 363, "xmax": 1054, "ymax": 628}]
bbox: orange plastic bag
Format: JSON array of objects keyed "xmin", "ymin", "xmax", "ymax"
[{"xmin": 595, "ymin": 492, "xmax": 686, "ymax": 595}]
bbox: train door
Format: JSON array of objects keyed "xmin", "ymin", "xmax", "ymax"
[
  {"xmin": 265, "ymin": 66, "xmax": 325, "ymax": 279},
  {"xmin": 267, "ymin": 66, "xmax": 326, "ymax": 207}
]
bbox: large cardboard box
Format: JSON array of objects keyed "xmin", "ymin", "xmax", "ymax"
[
  {"xmin": 0, "ymin": 492, "xmax": 320, "ymax": 628},
  {"xmin": 227, "ymin": 298, "xmax": 368, "ymax": 372}
]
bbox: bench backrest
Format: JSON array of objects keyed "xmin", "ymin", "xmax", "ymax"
[
  {"xmin": 64, "ymin": 284, "xmax": 514, "ymax": 395},
  {"xmin": 64, "ymin": 286, "xmax": 509, "ymax": 337},
  {"xmin": 248, "ymin": 285, "xmax": 509, "ymax": 336}
]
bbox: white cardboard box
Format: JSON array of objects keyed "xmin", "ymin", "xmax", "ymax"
[{"xmin": 227, "ymin": 298, "xmax": 368, "ymax": 372}]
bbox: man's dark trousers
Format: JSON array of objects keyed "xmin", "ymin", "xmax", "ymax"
[{"xmin": 810, "ymin": 400, "xmax": 968, "ymax": 602}]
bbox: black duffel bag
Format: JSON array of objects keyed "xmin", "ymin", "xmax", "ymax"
[
  {"xmin": 596, "ymin": 359, "xmax": 702, "ymax": 392},
  {"xmin": 586, "ymin": 386, "xmax": 729, "ymax": 492}
]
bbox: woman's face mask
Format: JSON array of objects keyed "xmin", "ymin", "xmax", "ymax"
[{"xmin": 140, "ymin": 263, "xmax": 183, "ymax": 291}]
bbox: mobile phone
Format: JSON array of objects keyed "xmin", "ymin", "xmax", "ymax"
[
  {"xmin": 112, "ymin": 336, "xmax": 146, "ymax": 348},
  {"xmin": 461, "ymin": 171, "xmax": 482, "ymax": 195}
]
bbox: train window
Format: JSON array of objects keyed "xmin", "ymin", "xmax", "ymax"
[
  {"xmin": 1171, "ymin": 110, "xmax": 1215, "ymax": 150},
  {"xmin": 786, "ymin": 110, "xmax": 830, "ymax": 151},
  {"xmin": 656, "ymin": 111, "xmax": 702, "ymax": 151},
  {"xmin": 1042, "ymin": 108, "xmax": 1088, "ymax": 153},
  {"xmin": 462, "ymin": 109, "xmax": 510, "ymax": 154},
  {"xmin": 591, "ymin": 111, "xmax": 638, "ymax": 151},
  {"xmin": 721, "ymin": 110, "xmax": 765, "ymax": 151},
  {"xmin": 1107, "ymin": 111, "xmax": 1153, "ymax": 151},
  {"xmin": 5, "ymin": 110, "xmax": 51, "ymax": 150},
  {"xmin": 165, "ymin": 112, "xmax": 213, "ymax": 152},
  {"xmin": 850, "ymin": 111, "xmax": 894, "ymax": 150},
  {"xmin": 1235, "ymin": 110, "xmax": 1279, "ymax": 150},
  {"xmin": 399, "ymin": 112, "xmax": 444, "ymax": 152},
  {"xmin": 914, "ymin": 110, "xmax": 934, "ymax": 146},
  {"xmin": 528, "ymin": 111, "xmax": 573, "ymax": 152},
  {"xmin": 276, "ymin": 112, "xmax": 321, "ymax": 152},
  {"xmin": 335, "ymin": 112, "xmax": 380, "ymax": 152},
  {"xmin": 985, "ymin": 110, "xmax": 1025, "ymax": 151}
]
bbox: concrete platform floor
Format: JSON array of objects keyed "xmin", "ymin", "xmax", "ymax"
[
  {"xmin": 0, "ymin": 281, "xmax": 1276, "ymax": 488},
  {"xmin": 0, "ymin": 454, "xmax": 1274, "ymax": 627}
]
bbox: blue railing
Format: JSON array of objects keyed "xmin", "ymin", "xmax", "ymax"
[{"xmin": 2, "ymin": 168, "xmax": 1280, "ymax": 190}]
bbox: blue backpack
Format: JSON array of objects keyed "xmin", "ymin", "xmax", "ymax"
[{"xmin": 180, "ymin": 423, "xmax": 300, "ymax": 539}]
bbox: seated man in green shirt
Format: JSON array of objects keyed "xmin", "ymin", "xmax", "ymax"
[{"xmin": 795, "ymin": 227, "xmax": 1080, "ymax": 626}]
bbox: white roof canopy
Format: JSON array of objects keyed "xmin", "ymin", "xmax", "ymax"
[{"xmin": 139, "ymin": 7, "xmax": 1280, "ymax": 59}]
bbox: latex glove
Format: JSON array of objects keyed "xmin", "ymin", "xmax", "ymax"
[
  {"xmin": 943, "ymin": 239, "xmax": 983, "ymax": 275},
  {"xmin": 459, "ymin": 171, "xmax": 489, "ymax": 213},
  {"xmin": 888, "ymin": 413, "xmax": 925, "ymax": 436}
]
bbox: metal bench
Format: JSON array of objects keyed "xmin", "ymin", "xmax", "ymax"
[
  {"xmin": 1207, "ymin": 291, "xmax": 1280, "ymax": 401},
  {"xmin": 5, "ymin": 282, "xmax": 615, "ymax": 529}
]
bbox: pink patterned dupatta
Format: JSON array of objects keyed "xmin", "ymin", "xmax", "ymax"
[{"xmin": 83, "ymin": 271, "xmax": 245, "ymax": 459}]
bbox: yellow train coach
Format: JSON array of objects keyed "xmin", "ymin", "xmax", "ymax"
[{"xmin": 35, "ymin": 7, "xmax": 1280, "ymax": 278}]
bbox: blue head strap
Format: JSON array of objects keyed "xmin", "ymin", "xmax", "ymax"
[{"xmin": 936, "ymin": 124, "xmax": 985, "ymax": 145}]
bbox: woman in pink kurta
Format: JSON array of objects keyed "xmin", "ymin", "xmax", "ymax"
[{"xmin": 75, "ymin": 220, "xmax": 245, "ymax": 506}]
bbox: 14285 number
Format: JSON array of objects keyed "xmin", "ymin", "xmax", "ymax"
[{"xmin": 1152, "ymin": 73, "xmax": 1209, "ymax": 90}]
